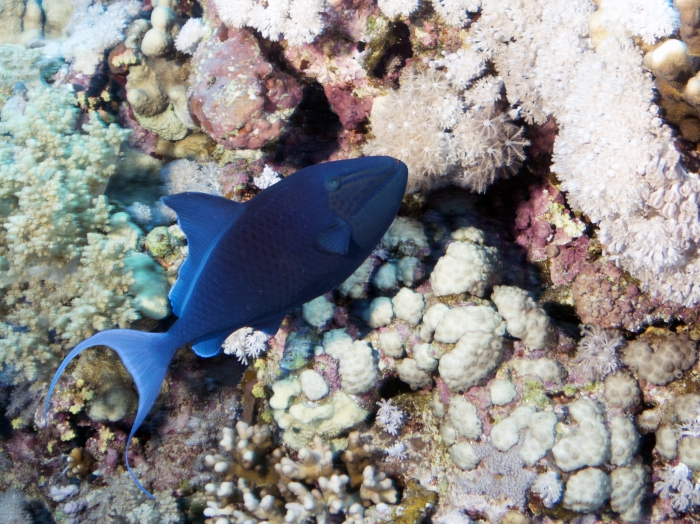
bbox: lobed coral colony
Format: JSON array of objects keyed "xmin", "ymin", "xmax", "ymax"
[{"xmin": 9, "ymin": 0, "xmax": 700, "ymax": 522}]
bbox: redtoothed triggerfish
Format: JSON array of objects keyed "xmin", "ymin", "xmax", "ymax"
[{"xmin": 44, "ymin": 156, "xmax": 408, "ymax": 498}]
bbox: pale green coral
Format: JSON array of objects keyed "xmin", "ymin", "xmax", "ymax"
[
  {"xmin": 274, "ymin": 390, "xmax": 370, "ymax": 450},
  {"xmin": 0, "ymin": 44, "xmax": 46, "ymax": 106},
  {"xmin": 0, "ymin": 87, "xmax": 128, "ymax": 267},
  {"xmin": 0, "ymin": 85, "xmax": 168, "ymax": 382}
]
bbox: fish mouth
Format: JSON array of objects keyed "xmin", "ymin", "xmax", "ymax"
[
  {"xmin": 353, "ymin": 157, "xmax": 408, "ymax": 210},
  {"xmin": 364, "ymin": 157, "xmax": 408, "ymax": 211},
  {"xmin": 351, "ymin": 157, "xmax": 408, "ymax": 249}
]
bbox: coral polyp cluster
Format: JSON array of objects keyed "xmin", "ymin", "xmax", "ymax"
[{"xmin": 200, "ymin": 425, "xmax": 398, "ymax": 523}]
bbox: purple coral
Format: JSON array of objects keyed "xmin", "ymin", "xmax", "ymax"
[
  {"xmin": 450, "ymin": 441, "xmax": 536, "ymax": 513},
  {"xmin": 572, "ymin": 257, "xmax": 700, "ymax": 332},
  {"xmin": 324, "ymin": 83, "xmax": 372, "ymax": 130},
  {"xmin": 513, "ymin": 179, "xmax": 587, "ymax": 269},
  {"xmin": 189, "ymin": 28, "xmax": 303, "ymax": 149}
]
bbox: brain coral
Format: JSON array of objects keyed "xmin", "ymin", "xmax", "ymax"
[
  {"xmin": 189, "ymin": 28, "xmax": 303, "ymax": 149},
  {"xmin": 622, "ymin": 333, "xmax": 697, "ymax": 385}
]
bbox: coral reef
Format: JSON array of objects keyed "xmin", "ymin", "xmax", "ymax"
[
  {"xmin": 9, "ymin": 0, "xmax": 700, "ymax": 523},
  {"xmin": 117, "ymin": 2, "xmax": 196, "ymax": 143}
]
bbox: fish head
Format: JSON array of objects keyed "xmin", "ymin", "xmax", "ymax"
[{"xmin": 320, "ymin": 156, "xmax": 408, "ymax": 253}]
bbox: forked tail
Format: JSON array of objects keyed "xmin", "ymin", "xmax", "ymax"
[{"xmin": 44, "ymin": 329, "xmax": 180, "ymax": 499}]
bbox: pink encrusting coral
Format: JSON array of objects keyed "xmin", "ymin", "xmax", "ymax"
[
  {"xmin": 283, "ymin": 21, "xmax": 375, "ymax": 132},
  {"xmin": 188, "ymin": 28, "xmax": 303, "ymax": 149}
]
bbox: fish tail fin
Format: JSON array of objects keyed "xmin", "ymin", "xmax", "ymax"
[{"xmin": 44, "ymin": 329, "xmax": 180, "ymax": 500}]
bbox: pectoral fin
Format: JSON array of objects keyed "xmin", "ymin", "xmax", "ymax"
[{"xmin": 317, "ymin": 218, "xmax": 352, "ymax": 255}]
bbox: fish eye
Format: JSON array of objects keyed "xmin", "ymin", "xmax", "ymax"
[{"xmin": 325, "ymin": 176, "xmax": 341, "ymax": 192}]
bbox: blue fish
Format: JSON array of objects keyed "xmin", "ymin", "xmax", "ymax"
[{"xmin": 44, "ymin": 156, "xmax": 407, "ymax": 498}]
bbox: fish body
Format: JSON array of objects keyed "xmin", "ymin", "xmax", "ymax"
[{"xmin": 44, "ymin": 156, "xmax": 408, "ymax": 497}]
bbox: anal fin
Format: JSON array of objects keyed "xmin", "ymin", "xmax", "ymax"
[{"xmin": 192, "ymin": 332, "xmax": 227, "ymax": 357}]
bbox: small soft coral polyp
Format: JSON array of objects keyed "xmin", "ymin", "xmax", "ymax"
[{"xmin": 189, "ymin": 28, "xmax": 303, "ymax": 149}]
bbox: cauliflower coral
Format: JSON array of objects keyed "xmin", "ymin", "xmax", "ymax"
[{"xmin": 0, "ymin": 86, "xmax": 148, "ymax": 382}]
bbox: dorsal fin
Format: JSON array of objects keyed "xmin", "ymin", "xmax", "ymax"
[{"xmin": 162, "ymin": 193, "xmax": 245, "ymax": 316}]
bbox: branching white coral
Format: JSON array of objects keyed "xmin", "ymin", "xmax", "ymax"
[
  {"xmin": 531, "ymin": 471, "xmax": 562, "ymax": 508},
  {"xmin": 161, "ymin": 160, "xmax": 222, "ymax": 196},
  {"xmin": 127, "ymin": 202, "xmax": 152, "ymax": 227},
  {"xmin": 286, "ymin": 0, "xmax": 326, "ymax": 47},
  {"xmin": 214, "ymin": 0, "xmax": 328, "ymax": 46},
  {"xmin": 61, "ymin": 0, "xmax": 142, "ymax": 75},
  {"xmin": 175, "ymin": 18, "xmax": 206, "ymax": 54},
  {"xmin": 596, "ymin": 0, "xmax": 679, "ymax": 45},
  {"xmin": 203, "ymin": 431, "xmax": 397, "ymax": 523},
  {"xmin": 468, "ymin": 0, "xmax": 700, "ymax": 305},
  {"xmin": 431, "ymin": 0, "xmax": 481, "ymax": 28},
  {"xmin": 364, "ymin": 69, "xmax": 525, "ymax": 193},
  {"xmin": 0, "ymin": 86, "xmax": 142, "ymax": 382},
  {"xmin": 222, "ymin": 327, "xmax": 269, "ymax": 364},
  {"xmin": 572, "ymin": 325, "xmax": 624, "ymax": 381},
  {"xmin": 448, "ymin": 105, "xmax": 528, "ymax": 193},
  {"xmin": 253, "ymin": 165, "xmax": 282, "ymax": 189},
  {"xmin": 384, "ymin": 441, "xmax": 408, "ymax": 460},
  {"xmin": 464, "ymin": 76, "xmax": 503, "ymax": 109},
  {"xmin": 364, "ymin": 70, "xmax": 452, "ymax": 191},
  {"xmin": 378, "ymin": 0, "xmax": 421, "ymax": 18},
  {"xmin": 376, "ymin": 399, "xmax": 405, "ymax": 435},
  {"xmin": 430, "ymin": 48, "xmax": 486, "ymax": 90}
]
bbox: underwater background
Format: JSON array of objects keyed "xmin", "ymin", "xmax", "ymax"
[{"xmin": 4, "ymin": 0, "xmax": 700, "ymax": 522}]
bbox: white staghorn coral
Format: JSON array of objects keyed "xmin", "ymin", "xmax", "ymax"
[
  {"xmin": 214, "ymin": 0, "xmax": 328, "ymax": 46},
  {"xmin": 364, "ymin": 69, "xmax": 526, "ymax": 193},
  {"xmin": 60, "ymin": 0, "xmax": 142, "ymax": 75},
  {"xmin": 364, "ymin": 70, "xmax": 452, "ymax": 191},
  {"xmin": 468, "ymin": 0, "xmax": 700, "ymax": 305}
]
